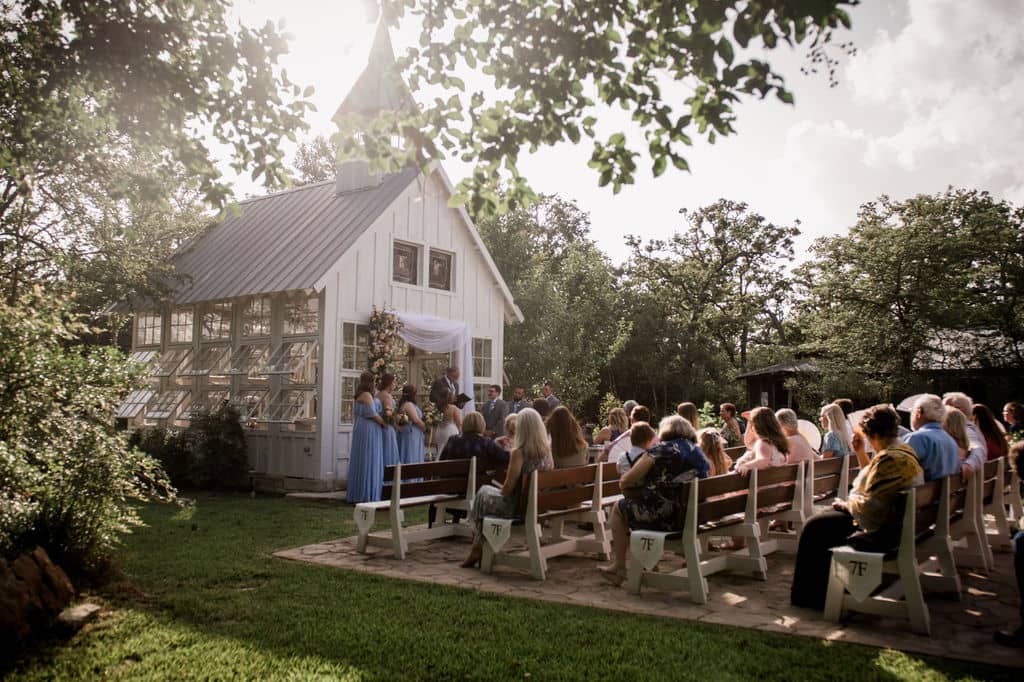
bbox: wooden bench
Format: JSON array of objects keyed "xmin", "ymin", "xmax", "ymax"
[
  {"xmin": 917, "ymin": 474, "xmax": 966, "ymax": 596},
  {"xmin": 978, "ymin": 457, "xmax": 1012, "ymax": 555},
  {"xmin": 824, "ymin": 478, "xmax": 944, "ymax": 635},
  {"xmin": 626, "ymin": 463, "xmax": 806, "ymax": 604},
  {"xmin": 951, "ymin": 464, "xmax": 994, "ymax": 572},
  {"xmin": 1005, "ymin": 457, "xmax": 1023, "ymax": 522},
  {"xmin": 480, "ymin": 464, "xmax": 610, "ymax": 580},
  {"xmin": 724, "ymin": 445, "xmax": 746, "ymax": 461},
  {"xmin": 803, "ymin": 456, "xmax": 844, "ymax": 518},
  {"xmin": 354, "ymin": 458, "xmax": 477, "ymax": 559}
]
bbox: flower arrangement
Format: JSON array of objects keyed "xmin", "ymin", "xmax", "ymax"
[
  {"xmin": 423, "ymin": 404, "xmax": 444, "ymax": 428},
  {"xmin": 382, "ymin": 405, "xmax": 409, "ymax": 428},
  {"xmin": 368, "ymin": 306, "xmax": 402, "ymax": 379}
]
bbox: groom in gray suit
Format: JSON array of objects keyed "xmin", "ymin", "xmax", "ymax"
[{"xmin": 481, "ymin": 384, "xmax": 509, "ymax": 438}]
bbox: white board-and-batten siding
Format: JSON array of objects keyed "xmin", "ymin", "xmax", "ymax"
[{"xmin": 317, "ymin": 170, "xmax": 507, "ymax": 481}]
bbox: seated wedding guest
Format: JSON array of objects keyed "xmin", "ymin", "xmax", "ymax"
[
  {"xmin": 973, "ymin": 403, "xmax": 1008, "ymax": 461},
  {"xmin": 834, "ymin": 398, "xmax": 855, "ymax": 440},
  {"xmin": 943, "ymin": 392, "xmax": 987, "ymax": 476},
  {"xmin": 440, "ymin": 411, "xmax": 509, "ymax": 471},
  {"xmin": 531, "ymin": 397, "xmax": 551, "ymax": 419},
  {"xmin": 776, "ymin": 408, "xmax": 818, "ymax": 463},
  {"xmin": 1004, "ymin": 402, "xmax": 1024, "ymax": 434},
  {"xmin": 902, "ymin": 394, "xmax": 960, "ymax": 481},
  {"xmin": 698, "ymin": 428, "xmax": 733, "ymax": 476},
  {"xmin": 820, "ymin": 403, "xmax": 852, "ymax": 459},
  {"xmin": 494, "ymin": 413, "xmax": 517, "ymax": 451},
  {"xmin": 616, "ymin": 422, "xmax": 657, "ymax": 477},
  {"xmin": 734, "ymin": 407, "xmax": 789, "ymax": 474},
  {"xmin": 941, "ymin": 407, "xmax": 971, "ymax": 463},
  {"xmin": 719, "ymin": 402, "xmax": 744, "ymax": 447},
  {"xmin": 462, "ymin": 409, "xmax": 553, "ymax": 568},
  {"xmin": 547, "ymin": 405, "xmax": 589, "ymax": 468},
  {"xmin": 602, "ymin": 404, "xmax": 652, "ymax": 462},
  {"xmin": 622, "ymin": 399, "xmax": 638, "ymax": 416},
  {"xmin": 599, "ymin": 415, "xmax": 709, "ymax": 585},
  {"xmin": 594, "ymin": 407, "xmax": 629, "ymax": 445},
  {"xmin": 791, "ymin": 404, "xmax": 924, "ymax": 610},
  {"xmin": 995, "ymin": 441, "xmax": 1024, "ymax": 647},
  {"xmin": 677, "ymin": 402, "xmax": 700, "ymax": 430}
]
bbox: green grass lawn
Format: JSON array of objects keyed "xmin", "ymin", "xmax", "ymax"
[{"xmin": 5, "ymin": 493, "xmax": 1017, "ymax": 681}]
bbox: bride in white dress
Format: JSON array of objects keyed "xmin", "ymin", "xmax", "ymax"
[{"xmin": 433, "ymin": 388, "xmax": 462, "ymax": 456}]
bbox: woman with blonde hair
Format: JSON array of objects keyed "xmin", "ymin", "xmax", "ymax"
[
  {"xmin": 942, "ymin": 408, "xmax": 970, "ymax": 462},
  {"xmin": 677, "ymin": 402, "xmax": 700, "ymax": 430},
  {"xmin": 820, "ymin": 403, "xmax": 852, "ymax": 459},
  {"xmin": 547, "ymin": 405, "xmax": 589, "ymax": 467},
  {"xmin": 462, "ymin": 408, "xmax": 553, "ymax": 568},
  {"xmin": 495, "ymin": 413, "xmax": 517, "ymax": 450},
  {"xmin": 594, "ymin": 407, "xmax": 629, "ymax": 445},
  {"xmin": 698, "ymin": 428, "xmax": 733, "ymax": 476}
]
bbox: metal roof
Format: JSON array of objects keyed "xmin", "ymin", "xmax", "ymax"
[
  {"xmin": 734, "ymin": 361, "xmax": 818, "ymax": 380},
  {"xmin": 169, "ymin": 167, "xmax": 419, "ymax": 304}
]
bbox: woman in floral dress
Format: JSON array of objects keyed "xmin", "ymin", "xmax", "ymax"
[
  {"xmin": 599, "ymin": 415, "xmax": 709, "ymax": 584},
  {"xmin": 461, "ymin": 408, "xmax": 553, "ymax": 568}
]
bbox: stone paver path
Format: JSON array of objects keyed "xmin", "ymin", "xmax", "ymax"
[{"xmin": 275, "ymin": 524, "xmax": 1023, "ymax": 669}]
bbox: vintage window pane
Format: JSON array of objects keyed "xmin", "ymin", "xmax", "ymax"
[
  {"xmin": 428, "ymin": 249, "xmax": 453, "ymax": 291},
  {"xmin": 187, "ymin": 389, "xmax": 231, "ymax": 416},
  {"xmin": 473, "ymin": 384, "xmax": 486, "ymax": 405},
  {"xmin": 181, "ymin": 345, "xmax": 230, "ymax": 376},
  {"xmin": 169, "ymin": 308, "xmax": 194, "ymax": 344},
  {"xmin": 135, "ymin": 311, "xmax": 162, "ymax": 347},
  {"xmin": 230, "ymin": 390, "xmax": 268, "ymax": 420},
  {"xmin": 472, "ymin": 337, "xmax": 492, "ymax": 378},
  {"xmin": 226, "ymin": 344, "xmax": 269, "ymax": 377},
  {"xmin": 287, "ymin": 342, "xmax": 318, "ymax": 385},
  {"xmin": 283, "ymin": 293, "xmax": 319, "ymax": 335},
  {"xmin": 145, "ymin": 390, "xmax": 189, "ymax": 420},
  {"xmin": 200, "ymin": 301, "xmax": 232, "ymax": 340},
  {"xmin": 262, "ymin": 389, "xmax": 316, "ymax": 423},
  {"xmin": 339, "ymin": 375, "xmax": 357, "ymax": 424},
  {"xmin": 129, "ymin": 350, "xmax": 159, "ymax": 367},
  {"xmin": 341, "ymin": 322, "xmax": 370, "ymax": 370},
  {"xmin": 115, "ymin": 389, "xmax": 155, "ymax": 419},
  {"xmin": 261, "ymin": 341, "xmax": 318, "ymax": 375},
  {"xmin": 393, "ymin": 242, "xmax": 419, "ymax": 285},
  {"xmin": 241, "ymin": 296, "xmax": 272, "ymax": 337},
  {"xmin": 151, "ymin": 348, "xmax": 193, "ymax": 378}
]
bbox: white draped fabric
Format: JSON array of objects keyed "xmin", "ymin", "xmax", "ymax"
[{"xmin": 395, "ymin": 312, "xmax": 475, "ymax": 413}]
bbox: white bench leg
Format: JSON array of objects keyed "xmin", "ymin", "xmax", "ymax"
[
  {"xmin": 527, "ymin": 522, "xmax": 546, "ymax": 581},
  {"xmin": 823, "ymin": 558, "xmax": 846, "ymax": 622},
  {"xmin": 390, "ymin": 505, "xmax": 406, "ymax": 560},
  {"xmin": 899, "ymin": 553, "xmax": 930, "ymax": 636},
  {"xmin": 682, "ymin": 533, "xmax": 708, "ymax": 605},
  {"xmin": 626, "ymin": 555, "xmax": 644, "ymax": 594}
]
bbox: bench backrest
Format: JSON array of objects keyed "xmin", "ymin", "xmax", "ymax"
[
  {"xmin": 533, "ymin": 464, "xmax": 599, "ymax": 514},
  {"xmin": 911, "ymin": 478, "xmax": 943, "ymax": 544},
  {"xmin": 982, "ymin": 457, "xmax": 1001, "ymax": 505},
  {"xmin": 810, "ymin": 456, "xmax": 844, "ymax": 498},
  {"xmin": 838, "ymin": 456, "xmax": 859, "ymax": 500},
  {"xmin": 725, "ymin": 445, "xmax": 746, "ymax": 460},
  {"xmin": 381, "ymin": 458, "xmax": 474, "ymax": 499},
  {"xmin": 600, "ymin": 462, "xmax": 621, "ymax": 498},
  {"xmin": 691, "ymin": 472, "xmax": 751, "ymax": 526},
  {"xmin": 754, "ymin": 462, "xmax": 803, "ymax": 517}
]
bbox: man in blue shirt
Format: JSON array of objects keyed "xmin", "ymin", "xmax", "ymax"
[{"xmin": 902, "ymin": 394, "xmax": 961, "ymax": 481}]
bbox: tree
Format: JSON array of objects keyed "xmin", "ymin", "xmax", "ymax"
[
  {"xmin": 476, "ymin": 195, "xmax": 629, "ymax": 408},
  {"xmin": 623, "ymin": 199, "xmax": 798, "ymax": 385},
  {"xmin": 795, "ymin": 188, "xmax": 1024, "ymax": 400},
  {"xmin": 292, "ymin": 135, "xmax": 340, "ymax": 185},
  {"xmin": 1, "ymin": 1, "xmax": 313, "ymax": 304},
  {"xmin": 346, "ymin": 0, "xmax": 857, "ymax": 214}
]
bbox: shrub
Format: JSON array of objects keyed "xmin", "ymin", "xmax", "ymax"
[
  {"xmin": 131, "ymin": 405, "xmax": 248, "ymax": 490},
  {"xmin": 0, "ymin": 292, "xmax": 174, "ymax": 579}
]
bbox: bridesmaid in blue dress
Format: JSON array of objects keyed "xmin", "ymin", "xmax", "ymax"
[
  {"xmin": 378, "ymin": 373, "xmax": 401, "ymax": 468},
  {"xmin": 397, "ymin": 384, "xmax": 426, "ymax": 465},
  {"xmin": 346, "ymin": 372, "xmax": 387, "ymax": 503}
]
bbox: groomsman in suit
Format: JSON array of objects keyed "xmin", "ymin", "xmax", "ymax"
[
  {"xmin": 429, "ymin": 366, "xmax": 460, "ymax": 407},
  {"xmin": 481, "ymin": 384, "xmax": 509, "ymax": 438},
  {"xmin": 542, "ymin": 381, "xmax": 561, "ymax": 409},
  {"xmin": 508, "ymin": 386, "xmax": 530, "ymax": 414}
]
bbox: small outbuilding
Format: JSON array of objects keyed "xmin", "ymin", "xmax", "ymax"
[{"xmin": 117, "ymin": 25, "xmax": 521, "ymax": 490}]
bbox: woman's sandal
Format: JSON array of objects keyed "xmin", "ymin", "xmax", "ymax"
[{"xmin": 598, "ymin": 566, "xmax": 626, "ymax": 586}]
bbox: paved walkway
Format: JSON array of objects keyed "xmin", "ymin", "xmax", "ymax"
[{"xmin": 275, "ymin": 523, "xmax": 1023, "ymax": 669}]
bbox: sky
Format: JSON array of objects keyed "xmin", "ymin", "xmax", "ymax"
[{"xmin": 228, "ymin": 0, "xmax": 1024, "ymax": 263}]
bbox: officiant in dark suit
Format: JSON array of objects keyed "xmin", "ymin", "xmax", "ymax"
[
  {"xmin": 429, "ymin": 366, "xmax": 460, "ymax": 408},
  {"xmin": 480, "ymin": 384, "xmax": 509, "ymax": 438}
]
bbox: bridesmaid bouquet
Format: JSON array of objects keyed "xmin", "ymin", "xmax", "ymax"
[{"xmin": 382, "ymin": 405, "xmax": 408, "ymax": 427}]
